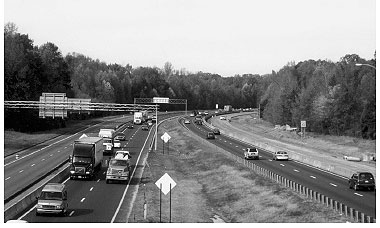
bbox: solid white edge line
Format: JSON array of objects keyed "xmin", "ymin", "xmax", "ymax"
[{"xmin": 111, "ymin": 125, "xmax": 153, "ymax": 223}]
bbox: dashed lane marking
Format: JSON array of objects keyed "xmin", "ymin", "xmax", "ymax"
[
  {"xmin": 280, "ymin": 164, "xmax": 285, "ymax": 167},
  {"xmin": 97, "ymin": 179, "xmax": 100, "ymax": 182},
  {"xmin": 69, "ymin": 211, "xmax": 75, "ymax": 216},
  {"xmin": 330, "ymin": 183, "xmax": 337, "ymax": 187},
  {"xmin": 310, "ymin": 176, "xmax": 316, "ymax": 179},
  {"xmin": 31, "ymin": 164, "xmax": 35, "ymax": 167},
  {"xmin": 294, "ymin": 169, "xmax": 299, "ymax": 172},
  {"xmin": 90, "ymin": 187, "xmax": 94, "ymax": 191},
  {"xmin": 5, "ymin": 177, "xmax": 11, "ymax": 181},
  {"xmin": 19, "ymin": 170, "xmax": 24, "ymax": 173},
  {"xmin": 41, "ymin": 159, "xmax": 45, "ymax": 161},
  {"xmin": 80, "ymin": 198, "xmax": 85, "ymax": 203},
  {"xmin": 50, "ymin": 154, "xmax": 53, "ymax": 157},
  {"xmin": 354, "ymin": 193, "xmax": 363, "ymax": 197}
]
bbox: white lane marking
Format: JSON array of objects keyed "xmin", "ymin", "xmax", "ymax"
[
  {"xmin": 280, "ymin": 164, "xmax": 285, "ymax": 167},
  {"xmin": 80, "ymin": 198, "xmax": 85, "ymax": 202},
  {"xmin": 97, "ymin": 179, "xmax": 100, "ymax": 182},
  {"xmin": 354, "ymin": 193, "xmax": 363, "ymax": 197},
  {"xmin": 5, "ymin": 177, "xmax": 11, "ymax": 181},
  {"xmin": 330, "ymin": 183, "xmax": 337, "ymax": 187},
  {"xmin": 103, "ymin": 172, "xmax": 106, "ymax": 174},
  {"xmin": 41, "ymin": 159, "xmax": 45, "ymax": 161},
  {"xmin": 310, "ymin": 176, "xmax": 316, "ymax": 179},
  {"xmin": 69, "ymin": 211, "xmax": 75, "ymax": 216},
  {"xmin": 90, "ymin": 187, "xmax": 94, "ymax": 191},
  {"xmin": 294, "ymin": 169, "xmax": 299, "ymax": 172},
  {"xmin": 230, "ymin": 143, "xmax": 232, "ymax": 144},
  {"xmin": 235, "ymin": 146, "xmax": 239, "ymax": 148},
  {"xmin": 31, "ymin": 164, "xmax": 35, "ymax": 167},
  {"xmin": 50, "ymin": 154, "xmax": 53, "ymax": 157},
  {"xmin": 19, "ymin": 170, "xmax": 24, "ymax": 173},
  {"xmin": 269, "ymin": 159, "xmax": 273, "ymax": 161},
  {"xmin": 64, "ymin": 147, "xmax": 67, "ymax": 149},
  {"xmin": 224, "ymin": 141, "xmax": 227, "ymax": 143},
  {"xmin": 57, "ymin": 150, "xmax": 61, "ymax": 153}
]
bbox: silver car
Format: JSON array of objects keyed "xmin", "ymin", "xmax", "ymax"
[{"xmin": 273, "ymin": 151, "xmax": 289, "ymax": 161}]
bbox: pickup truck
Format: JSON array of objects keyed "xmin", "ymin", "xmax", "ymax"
[{"xmin": 106, "ymin": 151, "xmax": 131, "ymax": 184}]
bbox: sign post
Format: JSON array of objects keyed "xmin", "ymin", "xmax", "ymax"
[
  {"xmin": 161, "ymin": 132, "xmax": 171, "ymax": 155},
  {"xmin": 301, "ymin": 120, "xmax": 306, "ymax": 140},
  {"xmin": 155, "ymin": 173, "xmax": 177, "ymax": 223}
]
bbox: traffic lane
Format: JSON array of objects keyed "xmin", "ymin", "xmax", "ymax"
[
  {"xmin": 4, "ymin": 142, "xmax": 74, "ymax": 200},
  {"xmin": 185, "ymin": 119, "xmax": 376, "ymax": 218},
  {"xmin": 22, "ymin": 128, "xmax": 150, "ymax": 222},
  {"xmin": 5, "ymin": 116, "xmax": 133, "ymax": 200}
]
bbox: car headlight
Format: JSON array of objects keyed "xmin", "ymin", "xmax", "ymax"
[
  {"xmin": 36, "ymin": 204, "xmax": 43, "ymax": 209},
  {"xmin": 70, "ymin": 170, "xmax": 75, "ymax": 174},
  {"xmin": 56, "ymin": 205, "xmax": 63, "ymax": 209}
]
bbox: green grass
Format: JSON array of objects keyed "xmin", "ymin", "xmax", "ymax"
[{"xmin": 129, "ymin": 119, "xmax": 351, "ymax": 223}]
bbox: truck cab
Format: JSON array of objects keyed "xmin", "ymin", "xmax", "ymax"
[
  {"xmin": 106, "ymin": 152, "xmax": 131, "ymax": 184},
  {"xmin": 36, "ymin": 183, "xmax": 68, "ymax": 216}
]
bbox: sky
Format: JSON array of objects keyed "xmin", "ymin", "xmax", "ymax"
[{"xmin": 3, "ymin": 0, "xmax": 377, "ymax": 77}]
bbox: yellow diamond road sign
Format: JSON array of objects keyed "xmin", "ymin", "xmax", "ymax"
[{"xmin": 155, "ymin": 173, "xmax": 176, "ymax": 195}]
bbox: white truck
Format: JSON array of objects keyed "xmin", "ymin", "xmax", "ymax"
[
  {"xmin": 69, "ymin": 137, "xmax": 103, "ymax": 179},
  {"xmin": 98, "ymin": 129, "xmax": 115, "ymax": 154},
  {"xmin": 134, "ymin": 111, "xmax": 148, "ymax": 124},
  {"xmin": 106, "ymin": 151, "xmax": 132, "ymax": 184}
]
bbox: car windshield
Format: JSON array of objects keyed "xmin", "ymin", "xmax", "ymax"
[
  {"xmin": 110, "ymin": 159, "xmax": 128, "ymax": 166},
  {"xmin": 248, "ymin": 148, "xmax": 256, "ymax": 152},
  {"xmin": 359, "ymin": 173, "xmax": 373, "ymax": 179},
  {"xmin": 40, "ymin": 191, "xmax": 62, "ymax": 200},
  {"xmin": 73, "ymin": 156, "xmax": 92, "ymax": 164}
]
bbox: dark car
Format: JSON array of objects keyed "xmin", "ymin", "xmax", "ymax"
[
  {"xmin": 114, "ymin": 133, "xmax": 126, "ymax": 141},
  {"xmin": 206, "ymin": 132, "xmax": 215, "ymax": 139},
  {"xmin": 126, "ymin": 123, "xmax": 134, "ymax": 129},
  {"xmin": 212, "ymin": 128, "xmax": 220, "ymax": 135},
  {"xmin": 141, "ymin": 124, "xmax": 149, "ymax": 131},
  {"xmin": 348, "ymin": 172, "xmax": 375, "ymax": 191}
]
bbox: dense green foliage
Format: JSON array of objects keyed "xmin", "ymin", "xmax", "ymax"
[{"xmin": 4, "ymin": 23, "xmax": 376, "ymax": 138}]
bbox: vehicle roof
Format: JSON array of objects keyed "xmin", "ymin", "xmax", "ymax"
[
  {"xmin": 75, "ymin": 136, "xmax": 103, "ymax": 143},
  {"xmin": 42, "ymin": 183, "xmax": 65, "ymax": 192}
]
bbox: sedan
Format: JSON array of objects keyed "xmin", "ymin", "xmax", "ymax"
[
  {"xmin": 273, "ymin": 151, "xmax": 289, "ymax": 161},
  {"xmin": 184, "ymin": 119, "xmax": 191, "ymax": 124},
  {"xmin": 220, "ymin": 116, "xmax": 226, "ymax": 120},
  {"xmin": 114, "ymin": 133, "xmax": 126, "ymax": 141},
  {"xmin": 206, "ymin": 132, "xmax": 215, "ymax": 139},
  {"xmin": 142, "ymin": 125, "xmax": 149, "ymax": 131}
]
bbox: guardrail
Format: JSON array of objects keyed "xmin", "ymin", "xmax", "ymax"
[{"xmin": 180, "ymin": 117, "xmax": 375, "ymax": 223}]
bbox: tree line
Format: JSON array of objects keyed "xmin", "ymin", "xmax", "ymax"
[{"xmin": 4, "ymin": 23, "xmax": 376, "ymax": 139}]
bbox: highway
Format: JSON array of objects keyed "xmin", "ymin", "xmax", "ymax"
[
  {"xmin": 180, "ymin": 115, "xmax": 376, "ymax": 219},
  {"xmin": 4, "ymin": 115, "xmax": 131, "ymax": 201},
  {"xmin": 9, "ymin": 112, "xmax": 180, "ymax": 222}
]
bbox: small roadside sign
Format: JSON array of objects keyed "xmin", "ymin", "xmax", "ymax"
[
  {"xmin": 155, "ymin": 173, "xmax": 177, "ymax": 195},
  {"xmin": 301, "ymin": 121, "xmax": 306, "ymax": 128},
  {"xmin": 161, "ymin": 132, "xmax": 171, "ymax": 143}
]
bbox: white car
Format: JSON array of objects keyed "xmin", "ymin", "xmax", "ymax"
[
  {"xmin": 184, "ymin": 119, "xmax": 191, "ymax": 124},
  {"xmin": 190, "ymin": 113, "xmax": 195, "ymax": 117},
  {"xmin": 244, "ymin": 148, "xmax": 259, "ymax": 160},
  {"xmin": 220, "ymin": 116, "xmax": 226, "ymax": 120},
  {"xmin": 113, "ymin": 141, "xmax": 121, "ymax": 148},
  {"xmin": 273, "ymin": 151, "xmax": 289, "ymax": 161}
]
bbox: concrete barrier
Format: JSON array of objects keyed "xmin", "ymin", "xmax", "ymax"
[{"xmin": 4, "ymin": 164, "xmax": 70, "ymax": 221}]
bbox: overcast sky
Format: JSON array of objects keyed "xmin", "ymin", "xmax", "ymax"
[{"xmin": 3, "ymin": 0, "xmax": 376, "ymax": 76}]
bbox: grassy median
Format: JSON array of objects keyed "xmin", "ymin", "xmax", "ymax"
[{"xmin": 128, "ymin": 119, "xmax": 350, "ymax": 223}]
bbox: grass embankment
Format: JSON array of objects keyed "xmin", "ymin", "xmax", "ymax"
[{"xmin": 129, "ymin": 119, "xmax": 350, "ymax": 223}]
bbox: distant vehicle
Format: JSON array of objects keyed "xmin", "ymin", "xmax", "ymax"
[
  {"xmin": 184, "ymin": 119, "xmax": 191, "ymax": 124},
  {"xmin": 212, "ymin": 128, "xmax": 220, "ymax": 135},
  {"xmin": 115, "ymin": 150, "xmax": 132, "ymax": 159},
  {"xmin": 147, "ymin": 120, "xmax": 153, "ymax": 126},
  {"xmin": 220, "ymin": 116, "xmax": 226, "ymax": 120},
  {"xmin": 348, "ymin": 172, "xmax": 375, "ymax": 191},
  {"xmin": 126, "ymin": 122, "xmax": 134, "ymax": 129},
  {"xmin": 273, "ymin": 151, "xmax": 289, "ymax": 161},
  {"xmin": 207, "ymin": 132, "xmax": 215, "ymax": 139},
  {"xmin": 244, "ymin": 148, "xmax": 259, "ymax": 160},
  {"xmin": 35, "ymin": 183, "xmax": 68, "ymax": 216},
  {"xmin": 70, "ymin": 137, "xmax": 103, "ymax": 179},
  {"xmin": 134, "ymin": 112, "xmax": 143, "ymax": 124},
  {"xmin": 142, "ymin": 124, "xmax": 149, "ymax": 131},
  {"xmin": 114, "ymin": 132, "xmax": 126, "ymax": 141},
  {"xmin": 224, "ymin": 105, "xmax": 232, "ymax": 112},
  {"xmin": 106, "ymin": 152, "xmax": 131, "ymax": 184},
  {"xmin": 190, "ymin": 113, "xmax": 195, "ymax": 117},
  {"xmin": 195, "ymin": 115, "xmax": 202, "ymax": 125},
  {"xmin": 204, "ymin": 111, "xmax": 209, "ymax": 115}
]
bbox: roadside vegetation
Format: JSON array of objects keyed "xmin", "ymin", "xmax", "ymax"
[
  {"xmin": 5, "ymin": 22, "xmax": 375, "ymax": 139},
  {"xmin": 129, "ymin": 119, "xmax": 350, "ymax": 223}
]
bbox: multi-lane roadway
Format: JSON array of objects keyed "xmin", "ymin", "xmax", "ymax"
[{"xmin": 180, "ymin": 115, "xmax": 376, "ymax": 219}]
